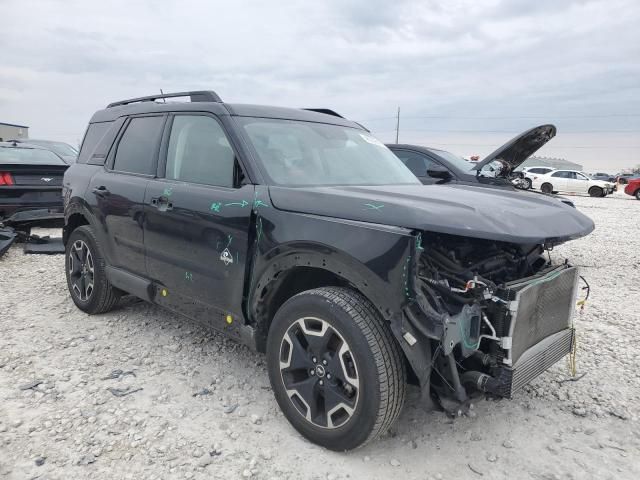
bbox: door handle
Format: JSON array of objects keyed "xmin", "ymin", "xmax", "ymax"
[
  {"xmin": 150, "ymin": 196, "xmax": 173, "ymax": 211},
  {"xmin": 92, "ymin": 186, "xmax": 110, "ymax": 197}
]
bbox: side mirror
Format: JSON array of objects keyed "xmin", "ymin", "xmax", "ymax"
[{"xmin": 427, "ymin": 164, "xmax": 452, "ymax": 179}]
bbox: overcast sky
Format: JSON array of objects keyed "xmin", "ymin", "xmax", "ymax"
[{"xmin": 1, "ymin": 0, "xmax": 639, "ymax": 171}]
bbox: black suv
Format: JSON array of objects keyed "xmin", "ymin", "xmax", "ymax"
[{"xmin": 63, "ymin": 91, "xmax": 594, "ymax": 450}]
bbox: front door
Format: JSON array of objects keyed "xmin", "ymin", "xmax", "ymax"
[
  {"xmin": 143, "ymin": 113, "xmax": 254, "ymax": 323},
  {"xmin": 570, "ymin": 172, "xmax": 591, "ymax": 193}
]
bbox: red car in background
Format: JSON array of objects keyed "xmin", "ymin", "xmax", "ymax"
[{"xmin": 624, "ymin": 177, "xmax": 640, "ymax": 200}]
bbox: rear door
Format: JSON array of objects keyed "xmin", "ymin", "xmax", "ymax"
[
  {"xmin": 143, "ymin": 113, "xmax": 254, "ymax": 322},
  {"xmin": 549, "ymin": 171, "xmax": 570, "ymax": 191},
  {"xmin": 88, "ymin": 114, "xmax": 165, "ymax": 274}
]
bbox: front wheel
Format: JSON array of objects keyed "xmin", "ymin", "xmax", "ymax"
[
  {"xmin": 267, "ymin": 287, "xmax": 406, "ymax": 451},
  {"xmin": 523, "ymin": 178, "xmax": 532, "ymax": 190},
  {"xmin": 589, "ymin": 186, "xmax": 604, "ymax": 197}
]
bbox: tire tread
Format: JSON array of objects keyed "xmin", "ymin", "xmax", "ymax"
[{"xmin": 299, "ymin": 287, "xmax": 407, "ymax": 447}]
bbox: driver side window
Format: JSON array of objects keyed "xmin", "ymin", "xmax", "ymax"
[
  {"xmin": 394, "ymin": 151, "xmax": 437, "ymax": 178},
  {"xmin": 165, "ymin": 115, "xmax": 236, "ymax": 188}
]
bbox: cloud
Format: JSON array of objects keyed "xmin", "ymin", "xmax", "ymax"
[{"xmin": 1, "ymin": 0, "xmax": 638, "ymax": 169}]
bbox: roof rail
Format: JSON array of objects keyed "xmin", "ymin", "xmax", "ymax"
[
  {"xmin": 302, "ymin": 108, "xmax": 345, "ymax": 118},
  {"xmin": 107, "ymin": 90, "xmax": 222, "ymax": 108}
]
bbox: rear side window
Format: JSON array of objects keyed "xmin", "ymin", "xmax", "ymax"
[
  {"xmin": 78, "ymin": 122, "xmax": 112, "ymax": 163},
  {"xmin": 165, "ymin": 115, "xmax": 235, "ymax": 187},
  {"xmin": 551, "ymin": 171, "xmax": 570, "ymax": 178},
  {"xmin": 113, "ymin": 116, "xmax": 164, "ymax": 175}
]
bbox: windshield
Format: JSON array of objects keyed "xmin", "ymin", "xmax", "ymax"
[
  {"xmin": 238, "ymin": 118, "xmax": 420, "ymax": 186},
  {"xmin": 0, "ymin": 146, "xmax": 67, "ymax": 164},
  {"xmin": 426, "ymin": 148, "xmax": 474, "ymax": 172}
]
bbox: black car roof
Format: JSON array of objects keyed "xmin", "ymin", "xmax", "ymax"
[{"xmin": 90, "ymin": 101, "xmax": 362, "ymax": 129}]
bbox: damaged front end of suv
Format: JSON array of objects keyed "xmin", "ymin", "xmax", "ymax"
[{"xmin": 405, "ymin": 232, "xmax": 583, "ymax": 411}]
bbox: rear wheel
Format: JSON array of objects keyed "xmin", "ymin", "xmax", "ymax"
[
  {"xmin": 541, "ymin": 183, "xmax": 553, "ymax": 194},
  {"xmin": 65, "ymin": 226, "xmax": 121, "ymax": 314},
  {"xmin": 267, "ymin": 287, "xmax": 406, "ymax": 451},
  {"xmin": 589, "ymin": 186, "xmax": 604, "ymax": 197}
]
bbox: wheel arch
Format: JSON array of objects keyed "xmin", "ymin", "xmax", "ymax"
[
  {"xmin": 63, "ymin": 197, "xmax": 101, "ymax": 243},
  {"xmin": 248, "ymin": 245, "xmax": 408, "ymax": 354}
]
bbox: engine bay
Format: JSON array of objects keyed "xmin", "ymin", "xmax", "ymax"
[{"xmin": 408, "ymin": 232, "xmax": 582, "ymax": 408}]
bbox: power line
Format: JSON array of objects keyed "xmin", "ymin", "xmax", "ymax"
[{"xmin": 359, "ymin": 113, "xmax": 640, "ymax": 121}]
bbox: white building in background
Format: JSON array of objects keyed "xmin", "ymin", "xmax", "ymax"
[
  {"xmin": 0, "ymin": 121, "xmax": 29, "ymax": 142},
  {"xmin": 520, "ymin": 156, "xmax": 583, "ymax": 171}
]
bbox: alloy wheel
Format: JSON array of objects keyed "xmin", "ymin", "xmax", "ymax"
[
  {"xmin": 279, "ymin": 317, "xmax": 359, "ymax": 429},
  {"xmin": 68, "ymin": 239, "xmax": 94, "ymax": 301}
]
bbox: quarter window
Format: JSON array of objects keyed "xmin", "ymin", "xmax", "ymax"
[
  {"xmin": 113, "ymin": 116, "xmax": 164, "ymax": 175},
  {"xmin": 165, "ymin": 115, "xmax": 235, "ymax": 188}
]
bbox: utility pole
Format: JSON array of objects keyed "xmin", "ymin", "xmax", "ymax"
[{"xmin": 395, "ymin": 107, "xmax": 400, "ymax": 144}]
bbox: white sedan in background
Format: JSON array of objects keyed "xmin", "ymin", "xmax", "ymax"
[{"xmin": 531, "ymin": 169, "xmax": 615, "ymax": 197}]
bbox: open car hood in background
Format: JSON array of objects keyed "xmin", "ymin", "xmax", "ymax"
[{"xmin": 472, "ymin": 124, "xmax": 556, "ymax": 174}]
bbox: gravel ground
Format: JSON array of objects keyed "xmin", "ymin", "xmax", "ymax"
[{"xmin": 1, "ymin": 193, "xmax": 639, "ymax": 480}]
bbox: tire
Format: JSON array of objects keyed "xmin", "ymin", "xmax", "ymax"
[
  {"xmin": 65, "ymin": 225, "xmax": 121, "ymax": 314},
  {"xmin": 541, "ymin": 183, "xmax": 553, "ymax": 194},
  {"xmin": 635, "ymin": 189, "xmax": 640, "ymax": 200},
  {"xmin": 266, "ymin": 287, "xmax": 406, "ymax": 451},
  {"xmin": 523, "ymin": 178, "xmax": 532, "ymax": 190},
  {"xmin": 589, "ymin": 186, "xmax": 603, "ymax": 197}
]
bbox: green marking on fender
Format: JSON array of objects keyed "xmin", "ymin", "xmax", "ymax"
[
  {"xmin": 254, "ymin": 200, "xmax": 270, "ymax": 208},
  {"xmin": 210, "ymin": 202, "xmax": 222, "ymax": 212},
  {"xmin": 164, "ymin": 188, "xmax": 173, "ymax": 197},
  {"xmin": 185, "ymin": 271, "xmax": 193, "ymax": 281},
  {"xmin": 416, "ymin": 232, "xmax": 424, "ymax": 251},
  {"xmin": 225, "ymin": 200, "xmax": 249, "ymax": 208},
  {"xmin": 365, "ymin": 203, "xmax": 384, "ymax": 210}
]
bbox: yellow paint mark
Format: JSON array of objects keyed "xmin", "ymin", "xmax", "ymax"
[
  {"xmin": 161, "ymin": 289, "xmax": 168, "ymax": 297},
  {"xmin": 226, "ymin": 315, "xmax": 233, "ymax": 325}
]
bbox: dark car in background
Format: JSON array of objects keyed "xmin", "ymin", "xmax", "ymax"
[
  {"xmin": 9, "ymin": 139, "xmax": 78, "ymax": 164},
  {"xmin": 0, "ymin": 141, "xmax": 68, "ymax": 220},
  {"xmin": 590, "ymin": 172, "xmax": 615, "ymax": 183},
  {"xmin": 387, "ymin": 125, "xmax": 576, "ymax": 208}
]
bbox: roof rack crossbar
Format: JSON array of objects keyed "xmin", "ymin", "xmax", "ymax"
[{"xmin": 107, "ymin": 90, "xmax": 222, "ymax": 108}]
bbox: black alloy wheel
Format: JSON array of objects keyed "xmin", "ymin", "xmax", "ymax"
[
  {"xmin": 279, "ymin": 316, "xmax": 359, "ymax": 429},
  {"xmin": 65, "ymin": 226, "xmax": 121, "ymax": 314},
  {"xmin": 267, "ymin": 287, "xmax": 406, "ymax": 451},
  {"xmin": 68, "ymin": 239, "xmax": 95, "ymax": 301}
]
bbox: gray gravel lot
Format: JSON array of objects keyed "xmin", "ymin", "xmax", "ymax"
[{"xmin": 1, "ymin": 193, "xmax": 639, "ymax": 479}]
